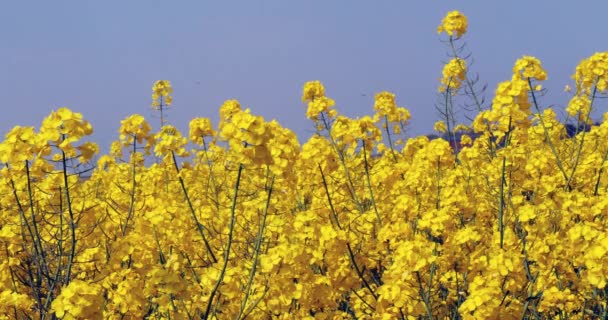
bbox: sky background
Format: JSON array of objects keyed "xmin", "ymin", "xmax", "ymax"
[{"xmin": 2, "ymin": 1, "xmax": 607, "ymax": 151}]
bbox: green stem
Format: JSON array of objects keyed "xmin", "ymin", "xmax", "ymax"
[
  {"xmin": 319, "ymin": 163, "xmax": 377, "ymax": 304},
  {"xmin": 528, "ymin": 78, "xmax": 569, "ymax": 185},
  {"xmin": 499, "ymin": 156, "xmax": 506, "ymax": 249},
  {"xmin": 319, "ymin": 112, "xmax": 365, "ymax": 213},
  {"xmin": 122, "ymin": 139, "xmax": 137, "ymax": 236},
  {"xmin": 8, "ymin": 163, "xmax": 46, "ymax": 315},
  {"xmin": 566, "ymin": 84, "xmax": 598, "ymax": 190},
  {"xmin": 202, "ymin": 139, "xmax": 221, "ymax": 212},
  {"xmin": 444, "ymin": 83, "xmax": 458, "ymax": 154},
  {"xmin": 204, "ymin": 164, "xmax": 244, "ymax": 319},
  {"xmin": 318, "ymin": 164, "xmax": 342, "ymax": 229},
  {"xmin": 171, "ymin": 151, "xmax": 217, "ymax": 263},
  {"xmin": 383, "ymin": 115, "xmax": 398, "ymax": 162},
  {"xmin": 61, "ymin": 147, "xmax": 77, "ymax": 285},
  {"xmin": 593, "ymin": 150, "xmax": 608, "ymax": 196},
  {"xmin": 449, "ymin": 37, "xmax": 483, "ymax": 113},
  {"xmin": 362, "ymin": 141, "xmax": 382, "ymax": 226},
  {"xmin": 236, "ymin": 175, "xmax": 275, "ymax": 320},
  {"xmin": 415, "ymin": 271, "xmax": 434, "ymax": 319}
]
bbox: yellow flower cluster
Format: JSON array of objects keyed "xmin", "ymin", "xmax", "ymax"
[
  {"xmin": 152, "ymin": 79, "xmax": 173, "ymax": 109},
  {"xmin": 574, "ymin": 51, "xmax": 608, "ymax": 94},
  {"xmin": 302, "ymin": 80, "xmax": 337, "ymax": 122},
  {"xmin": 474, "ymin": 56, "xmax": 547, "ymax": 135},
  {"xmin": 2, "ymin": 10, "xmax": 608, "ymax": 320},
  {"xmin": 437, "ymin": 10, "xmax": 468, "ymax": 38},
  {"xmin": 373, "ymin": 91, "xmax": 411, "ymax": 125},
  {"xmin": 513, "ymin": 56, "xmax": 547, "ymax": 81},
  {"xmin": 439, "ymin": 58, "xmax": 466, "ymax": 93}
]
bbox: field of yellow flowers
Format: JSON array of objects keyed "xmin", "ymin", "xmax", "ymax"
[{"xmin": 2, "ymin": 11, "xmax": 608, "ymax": 319}]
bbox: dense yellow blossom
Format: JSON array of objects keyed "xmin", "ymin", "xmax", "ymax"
[
  {"xmin": 302, "ymin": 80, "xmax": 326, "ymax": 102},
  {"xmin": 439, "ymin": 58, "xmax": 466, "ymax": 92},
  {"xmin": 2, "ymin": 10, "xmax": 608, "ymax": 320},
  {"xmin": 437, "ymin": 11, "xmax": 468, "ymax": 38}
]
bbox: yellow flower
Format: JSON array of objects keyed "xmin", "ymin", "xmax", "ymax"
[
  {"xmin": 566, "ymin": 95, "xmax": 591, "ymax": 118},
  {"xmin": 189, "ymin": 117, "xmax": 215, "ymax": 145},
  {"xmin": 301, "ymin": 80, "xmax": 325, "ymax": 102},
  {"xmin": 460, "ymin": 134, "xmax": 472, "ymax": 146},
  {"xmin": 306, "ymin": 96, "xmax": 335, "ymax": 120},
  {"xmin": 152, "ymin": 80, "xmax": 173, "ymax": 109},
  {"xmin": 439, "ymin": 58, "xmax": 466, "ymax": 93},
  {"xmin": 437, "ymin": 11, "xmax": 468, "ymax": 38},
  {"xmin": 119, "ymin": 114, "xmax": 153, "ymax": 147},
  {"xmin": 434, "ymin": 120, "xmax": 447, "ymax": 133},
  {"xmin": 574, "ymin": 51, "xmax": 608, "ymax": 94},
  {"xmin": 513, "ymin": 56, "xmax": 547, "ymax": 81},
  {"xmin": 374, "ymin": 91, "xmax": 397, "ymax": 116},
  {"xmin": 153, "ymin": 125, "xmax": 189, "ymax": 158}
]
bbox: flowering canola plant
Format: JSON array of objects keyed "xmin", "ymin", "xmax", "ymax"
[{"xmin": 2, "ymin": 10, "xmax": 608, "ymax": 320}]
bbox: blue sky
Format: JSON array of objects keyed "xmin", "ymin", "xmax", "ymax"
[{"xmin": 2, "ymin": 1, "xmax": 607, "ymax": 150}]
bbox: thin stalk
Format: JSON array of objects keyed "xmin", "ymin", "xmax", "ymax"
[
  {"xmin": 319, "ymin": 164, "xmax": 377, "ymax": 302},
  {"xmin": 204, "ymin": 164, "xmax": 244, "ymax": 319},
  {"xmin": 236, "ymin": 175, "xmax": 275, "ymax": 320},
  {"xmin": 383, "ymin": 115, "xmax": 398, "ymax": 162},
  {"xmin": 171, "ymin": 151, "xmax": 217, "ymax": 263},
  {"xmin": 499, "ymin": 156, "xmax": 507, "ymax": 249},
  {"xmin": 122, "ymin": 139, "xmax": 137, "ymax": 236},
  {"xmin": 9, "ymin": 165, "xmax": 44, "ymax": 277},
  {"xmin": 566, "ymin": 84, "xmax": 598, "ymax": 190},
  {"xmin": 24, "ymin": 161, "xmax": 50, "ymax": 284},
  {"xmin": 8, "ymin": 165, "xmax": 45, "ymax": 315},
  {"xmin": 153, "ymin": 228, "xmax": 166, "ymax": 265},
  {"xmin": 593, "ymin": 150, "xmax": 608, "ymax": 196},
  {"xmin": 528, "ymin": 78, "xmax": 569, "ymax": 185},
  {"xmin": 415, "ymin": 271, "xmax": 434, "ymax": 319},
  {"xmin": 240, "ymin": 283, "xmax": 270, "ymax": 319},
  {"xmin": 361, "ymin": 142, "xmax": 382, "ymax": 226},
  {"xmin": 159, "ymin": 96, "xmax": 165, "ymax": 127},
  {"xmin": 202, "ymin": 139, "xmax": 221, "ymax": 212},
  {"xmin": 318, "ymin": 165, "xmax": 342, "ymax": 230},
  {"xmin": 436, "ymin": 158, "xmax": 442, "ymax": 210},
  {"xmin": 346, "ymin": 243, "xmax": 378, "ymax": 301},
  {"xmin": 42, "ymin": 186, "xmax": 66, "ymax": 319},
  {"xmin": 448, "ymin": 37, "xmax": 501, "ymax": 157},
  {"xmin": 319, "ymin": 112, "xmax": 365, "ymax": 212},
  {"xmin": 444, "ymin": 84, "xmax": 458, "ymax": 153},
  {"xmin": 449, "ymin": 37, "xmax": 483, "ymax": 113},
  {"xmin": 61, "ymin": 147, "xmax": 77, "ymax": 285}
]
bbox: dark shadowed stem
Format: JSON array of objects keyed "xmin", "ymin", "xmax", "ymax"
[
  {"xmin": 61, "ymin": 147, "xmax": 77, "ymax": 285},
  {"xmin": 8, "ymin": 163, "xmax": 45, "ymax": 315},
  {"xmin": 593, "ymin": 151, "xmax": 608, "ymax": 196},
  {"xmin": 318, "ymin": 164, "xmax": 342, "ymax": 230},
  {"xmin": 415, "ymin": 271, "xmax": 434, "ymax": 319},
  {"xmin": 347, "ymin": 243, "xmax": 378, "ymax": 301},
  {"xmin": 499, "ymin": 156, "xmax": 506, "ymax": 249},
  {"xmin": 384, "ymin": 115, "xmax": 398, "ymax": 162}
]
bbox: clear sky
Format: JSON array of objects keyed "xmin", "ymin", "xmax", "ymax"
[{"xmin": 2, "ymin": 1, "xmax": 607, "ymax": 150}]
